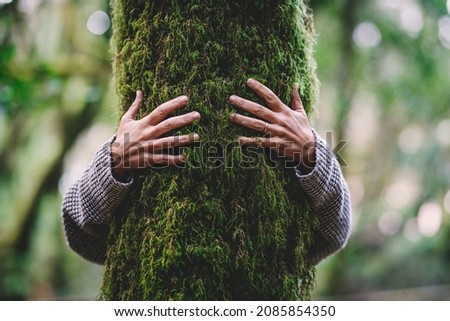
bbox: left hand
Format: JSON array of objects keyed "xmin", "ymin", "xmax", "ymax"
[{"xmin": 229, "ymin": 78, "xmax": 316, "ymax": 172}]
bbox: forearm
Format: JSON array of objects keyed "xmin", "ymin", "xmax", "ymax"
[
  {"xmin": 296, "ymin": 130, "xmax": 352, "ymax": 264},
  {"xmin": 61, "ymin": 138, "xmax": 133, "ymax": 263}
]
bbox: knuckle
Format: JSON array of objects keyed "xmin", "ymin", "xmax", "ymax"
[
  {"xmin": 266, "ymin": 93, "xmax": 275, "ymax": 102},
  {"xmin": 254, "ymin": 121, "xmax": 264, "ymax": 130},
  {"xmin": 253, "ymin": 106, "xmax": 264, "ymax": 114},
  {"xmin": 164, "ymin": 120, "xmax": 173, "ymax": 128},
  {"xmin": 158, "ymin": 106, "xmax": 168, "ymax": 115}
]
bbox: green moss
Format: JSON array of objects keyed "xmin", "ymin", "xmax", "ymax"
[{"xmin": 101, "ymin": 0, "xmax": 319, "ymax": 300}]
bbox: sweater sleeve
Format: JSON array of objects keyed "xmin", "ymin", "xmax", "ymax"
[
  {"xmin": 62, "ymin": 133, "xmax": 351, "ymax": 265},
  {"xmin": 61, "ymin": 138, "xmax": 133, "ymax": 264},
  {"xmin": 295, "ymin": 130, "xmax": 352, "ymax": 265}
]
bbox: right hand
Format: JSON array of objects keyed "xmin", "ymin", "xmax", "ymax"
[{"xmin": 111, "ymin": 90, "xmax": 201, "ymax": 181}]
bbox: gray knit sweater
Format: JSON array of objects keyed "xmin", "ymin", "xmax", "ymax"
[{"xmin": 62, "ymin": 132, "xmax": 351, "ymax": 265}]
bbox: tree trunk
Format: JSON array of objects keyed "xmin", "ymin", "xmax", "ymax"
[{"xmin": 101, "ymin": 0, "xmax": 319, "ymax": 300}]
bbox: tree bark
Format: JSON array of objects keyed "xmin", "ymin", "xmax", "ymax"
[{"xmin": 102, "ymin": 0, "xmax": 319, "ymax": 300}]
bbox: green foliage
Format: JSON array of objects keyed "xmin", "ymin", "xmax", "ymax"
[
  {"xmin": 311, "ymin": 0, "xmax": 450, "ymax": 299},
  {"xmin": 101, "ymin": 0, "xmax": 318, "ymax": 300},
  {"xmin": 0, "ymin": 1, "xmax": 114, "ymax": 300},
  {"xmin": 0, "ymin": 250, "xmax": 29, "ymax": 300}
]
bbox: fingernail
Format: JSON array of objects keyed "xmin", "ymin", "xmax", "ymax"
[
  {"xmin": 181, "ymin": 95, "xmax": 189, "ymax": 103},
  {"xmin": 229, "ymin": 113, "xmax": 236, "ymax": 120},
  {"xmin": 193, "ymin": 133, "xmax": 200, "ymax": 140},
  {"xmin": 229, "ymin": 95, "xmax": 236, "ymax": 103},
  {"xmin": 247, "ymin": 78, "xmax": 255, "ymax": 86}
]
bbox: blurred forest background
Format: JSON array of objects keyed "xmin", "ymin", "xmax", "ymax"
[{"xmin": 0, "ymin": 0, "xmax": 449, "ymax": 300}]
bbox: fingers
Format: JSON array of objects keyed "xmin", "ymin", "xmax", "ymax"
[
  {"xmin": 228, "ymin": 95, "xmax": 276, "ymax": 123},
  {"xmin": 144, "ymin": 95, "xmax": 189, "ymax": 125},
  {"xmin": 238, "ymin": 136, "xmax": 272, "ymax": 148},
  {"xmin": 113, "ymin": 133, "xmax": 199, "ymax": 173},
  {"xmin": 230, "ymin": 113, "xmax": 286, "ymax": 137},
  {"xmin": 153, "ymin": 111, "xmax": 201, "ymax": 137},
  {"xmin": 123, "ymin": 90, "xmax": 143, "ymax": 120},
  {"xmin": 147, "ymin": 134, "xmax": 200, "ymax": 153},
  {"xmin": 230, "ymin": 113, "xmax": 269, "ymax": 134},
  {"xmin": 238, "ymin": 136, "xmax": 302, "ymax": 160},
  {"xmin": 246, "ymin": 78, "xmax": 286, "ymax": 112},
  {"xmin": 291, "ymin": 84, "xmax": 304, "ymax": 111},
  {"xmin": 237, "ymin": 136, "xmax": 292, "ymax": 150}
]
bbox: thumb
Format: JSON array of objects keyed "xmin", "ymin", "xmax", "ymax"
[
  {"xmin": 124, "ymin": 90, "xmax": 143, "ymax": 120},
  {"xmin": 290, "ymin": 84, "xmax": 304, "ymax": 111}
]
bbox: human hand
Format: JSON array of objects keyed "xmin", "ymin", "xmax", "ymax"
[
  {"xmin": 111, "ymin": 91, "xmax": 201, "ymax": 181},
  {"xmin": 229, "ymin": 78, "xmax": 316, "ymax": 172}
]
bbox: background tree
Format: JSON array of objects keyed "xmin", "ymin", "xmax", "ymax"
[
  {"xmin": 0, "ymin": 0, "xmax": 112, "ymax": 299},
  {"xmin": 100, "ymin": 0, "xmax": 319, "ymax": 300}
]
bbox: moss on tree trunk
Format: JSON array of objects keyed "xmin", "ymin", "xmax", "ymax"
[{"xmin": 101, "ymin": 0, "xmax": 319, "ymax": 300}]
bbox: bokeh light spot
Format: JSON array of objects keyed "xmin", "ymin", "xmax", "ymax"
[
  {"xmin": 438, "ymin": 16, "xmax": 450, "ymax": 49},
  {"xmin": 383, "ymin": 172, "xmax": 421, "ymax": 210},
  {"xmin": 417, "ymin": 202, "xmax": 443, "ymax": 238},
  {"xmin": 399, "ymin": 3, "xmax": 423, "ymax": 36},
  {"xmin": 86, "ymin": 11, "xmax": 111, "ymax": 36},
  {"xmin": 353, "ymin": 21, "xmax": 382, "ymax": 49}
]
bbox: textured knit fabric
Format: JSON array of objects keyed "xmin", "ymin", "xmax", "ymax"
[
  {"xmin": 295, "ymin": 130, "xmax": 352, "ymax": 263},
  {"xmin": 62, "ymin": 132, "xmax": 351, "ymax": 265}
]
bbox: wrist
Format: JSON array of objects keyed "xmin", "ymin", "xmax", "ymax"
[
  {"xmin": 300, "ymin": 143, "xmax": 316, "ymax": 173},
  {"xmin": 110, "ymin": 139, "xmax": 129, "ymax": 182},
  {"xmin": 112, "ymin": 166, "xmax": 129, "ymax": 183}
]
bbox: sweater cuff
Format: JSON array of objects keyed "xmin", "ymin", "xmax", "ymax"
[
  {"xmin": 100, "ymin": 136, "xmax": 134, "ymax": 185},
  {"xmin": 81, "ymin": 137, "xmax": 134, "ymax": 227},
  {"xmin": 294, "ymin": 130, "xmax": 334, "ymax": 201}
]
